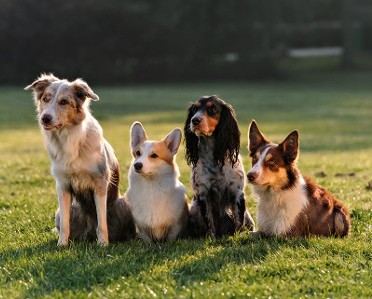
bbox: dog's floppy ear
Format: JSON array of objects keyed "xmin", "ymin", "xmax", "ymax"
[
  {"xmin": 73, "ymin": 78, "xmax": 99, "ymax": 101},
  {"xmin": 130, "ymin": 122, "xmax": 147, "ymax": 151},
  {"xmin": 248, "ymin": 120, "xmax": 269, "ymax": 155},
  {"xmin": 24, "ymin": 73, "xmax": 59, "ymax": 93},
  {"xmin": 184, "ymin": 103, "xmax": 199, "ymax": 167},
  {"xmin": 214, "ymin": 101, "xmax": 240, "ymax": 166},
  {"xmin": 279, "ymin": 130, "xmax": 299, "ymax": 164},
  {"xmin": 164, "ymin": 128, "xmax": 182, "ymax": 155}
]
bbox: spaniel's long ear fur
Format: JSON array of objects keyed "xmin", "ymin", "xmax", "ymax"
[
  {"xmin": 184, "ymin": 103, "xmax": 199, "ymax": 167},
  {"xmin": 213, "ymin": 102, "xmax": 240, "ymax": 167}
]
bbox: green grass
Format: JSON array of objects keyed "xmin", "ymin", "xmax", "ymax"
[{"xmin": 1, "ymin": 70, "xmax": 372, "ymax": 298}]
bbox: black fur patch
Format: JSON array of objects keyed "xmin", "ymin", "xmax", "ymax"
[
  {"xmin": 69, "ymin": 185, "xmax": 97, "ymax": 215},
  {"xmin": 281, "ymin": 167, "xmax": 299, "ymax": 190}
]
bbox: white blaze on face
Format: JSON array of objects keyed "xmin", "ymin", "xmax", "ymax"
[
  {"xmin": 133, "ymin": 141, "xmax": 175, "ymax": 177},
  {"xmin": 134, "ymin": 142, "xmax": 154, "ymax": 175},
  {"xmin": 250, "ymin": 146, "xmax": 271, "ymax": 180},
  {"xmin": 40, "ymin": 83, "xmax": 64, "ymax": 123}
]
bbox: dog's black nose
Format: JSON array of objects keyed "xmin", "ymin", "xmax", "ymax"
[
  {"xmin": 134, "ymin": 162, "xmax": 143, "ymax": 171},
  {"xmin": 192, "ymin": 117, "xmax": 201, "ymax": 126},
  {"xmin": 41, "ymin": 114, "xmax": 52, "ymax": 125},
  {"xmin": 247, "ymin": 172, "xmax": 258, "ymax": 182}
]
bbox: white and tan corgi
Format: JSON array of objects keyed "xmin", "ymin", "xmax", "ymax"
[
  {"xmin": 247, "ymin": 120, "xmax": 350, "ymax": 237},
  {"xmin": 126, "ymin": 122, "xmax": 189, "ymax": 242}
]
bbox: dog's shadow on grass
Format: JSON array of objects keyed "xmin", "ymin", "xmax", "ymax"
[
  {"xmin": 1, "ymin": 234, "xmax": 309, "ymax": 297},
  {"xmin": 169, "ymin": 234, "xmax": 310, "ymax": 288},
  {"xmin": 1, "ymin": 238, "xmax": 212, "ymax": 297}
]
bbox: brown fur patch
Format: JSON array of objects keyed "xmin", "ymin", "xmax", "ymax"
[
  {"xmin": 191, "ymin": 97, "xmax": 223, "ymax": 136},
  {"xmin": 27, "ymin": 75, "xmax": 97, "ymax": 130},
  {"xmin": 205, "ymin": 115, "xmax": 219, "ymax": 134},
  {"xmin": 248, "ymin": 121, "xmax": 350, "ymax": 237},
  {"xmin": 290, "ymin": 177, "xmax": 350, "ymax": 237},
  {"xmin": 149, "ymin": 141, "xmax": 174, "ymax": 165}
]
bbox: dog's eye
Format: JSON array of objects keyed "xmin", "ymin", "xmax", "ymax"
[
  {"xmin": 208, "ymin": 106, "xmax": 217, "ymax": 115},
  {"xmin": 135, "ymin": 150, "xmax": 141, "ymax": 156},
  {"xmin": 252, "ymin": 156, "xmax": 258, "ymax": 163},
  {"xmin": 59, "ymin": 99, "xmax": 69, "ymax": 106},
  {"xmin": 267, "ymin": 159, "xmax": 275, "ymax": 165},
  {"xmin": 42, "ymin": 97, "xmax": 50, "ymax": 103},
  {"xmin": 150, "ymin": 153, "xmax": 158, "ymax": 159}
]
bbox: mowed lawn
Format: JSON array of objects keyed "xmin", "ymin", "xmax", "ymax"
[{"xmin": 0, "ymin": 71, "xmax": 371, "ymax": 298}]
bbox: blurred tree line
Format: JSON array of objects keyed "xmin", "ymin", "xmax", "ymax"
[{"xmin": 0, "ymin": 0, "xmax": 370, "ymax": 84}]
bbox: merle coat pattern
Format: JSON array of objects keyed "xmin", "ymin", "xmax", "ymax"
[{"xmin": 25, "ymin": 73, "xmax": 135, "ymax": 245}]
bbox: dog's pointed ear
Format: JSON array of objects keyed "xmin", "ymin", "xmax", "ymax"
[
  {"xmin": 24, "ymin": 73, "xmax": 59, "ymax": 92},
  {"xmin": 279, "ymin": 130, "xmax": 299, "ymax": 163},
  {"xmin": 73, "ymin": 78, "xmax": 99, "ymax": 101},
  {"xmin": 248, "ymin": 120, "xmax": 269, "ymax": 154},
  {"xmin": 130, "ymin": 122, "xmax": 147, "ymax": 150},
  {"xmin": 164, "ymin": 128, "xmax": 182, "ymax": 155}
]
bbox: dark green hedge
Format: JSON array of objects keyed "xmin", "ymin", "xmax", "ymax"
[{"xmin": 0, "ymin": 0, "xmax": 342, "ymax": 84}]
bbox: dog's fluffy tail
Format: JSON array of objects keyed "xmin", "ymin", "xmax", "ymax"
[{"xmin": 333, "ymin": 204, "xmax": 350, "ymax": 237}]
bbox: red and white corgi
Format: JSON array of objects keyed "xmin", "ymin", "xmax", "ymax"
[
  {"xmin": 126, "ymin": 122, "xmax": 189, "ymax": 242},
  {"xmin": 247, "ymin": 120, "xmax": 350, "ymax": 237}
]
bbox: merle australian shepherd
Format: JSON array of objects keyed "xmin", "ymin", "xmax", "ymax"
[
  {"xmin": 25, "ymin": 73, "xmax": 135, "ymax": 245},
  {"xmin": 184, "ymin": 96, "xmax": 255, "ymax": 238},
  {"xmin": 247, "ymin": 120, "xmax": 350, "ymax": 237}
]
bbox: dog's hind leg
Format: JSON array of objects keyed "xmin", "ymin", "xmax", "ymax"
[
  {"xmin": 70, "ymin": 201, "xmax": 97, "ymax": 242},
  {"xmin": 107, "ymin": 197, "xmax": 136, "ymax": 242},
  {"xmin": 233, "ymin": 192, "xmax": 245, "ymax": 230},
  {"xmin": 55, "ymin": 202, "xmax": 96, "ymax": 242}
]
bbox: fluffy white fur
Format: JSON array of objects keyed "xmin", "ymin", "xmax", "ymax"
[
  {"xmin": 126, "ymin": 122, "xmax": 188, "ymax": 242},
  {"xmin": 252, "ymin": 172, "xmax": 309, "ymax": 236}
]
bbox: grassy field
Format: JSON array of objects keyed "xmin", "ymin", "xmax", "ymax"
[{"xmin": 0, "ymin": 70, "xmax": 371, "ymax": 298}]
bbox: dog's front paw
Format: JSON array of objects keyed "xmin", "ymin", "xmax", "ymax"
[
  {"xmin": 97, "ymin": 239, "xmax": 109, "ymax": 247},
  {"xmin": 244, "ymin": 212, "xmax": 255, "ymax": 232},
  {"xmin": 249, "ymin": 231, "xmax": 265, "ymax": 239},
  {"xmin": 57, "ymin": 238, "xmax": 69, "ymax": 246},
  {"xmin": 96, "ymin": 227, "xmax": 109, "ymax": 246},
  {"xmin": 97, "ymin": 234, "xmax": 109, "ymax": 246},
  {"xmin": 207, "ymin": 230, "xmax": 216, "ymax": 240}
]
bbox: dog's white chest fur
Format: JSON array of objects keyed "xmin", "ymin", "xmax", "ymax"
[
  {"xmin": 45, "ymin": 117, "xmax": 106, "ymax": 188},
  {"xmin": 126, "ymin": 173, "xmax": 185, "ymax": 228},
  {"xmin": 253, "ymin": 176, "xmax": 308, "ymax": 235}
]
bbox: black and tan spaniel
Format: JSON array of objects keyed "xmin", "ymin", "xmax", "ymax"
[{"xmin": 184, "ymin": 96, "xmax": 255, "ymax": 238}]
